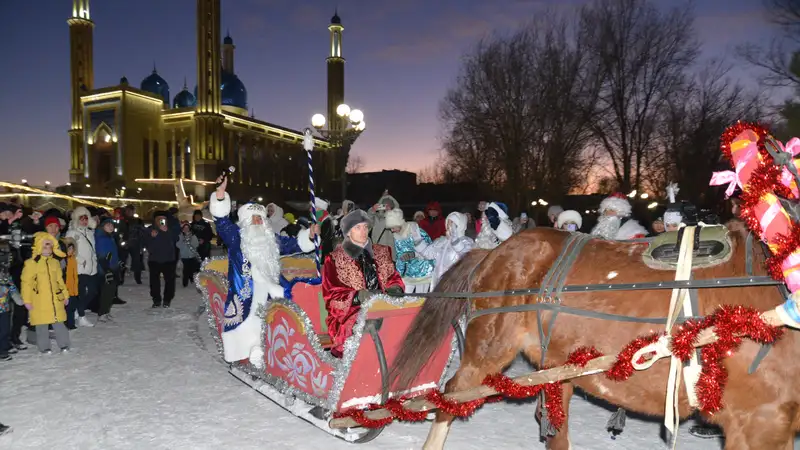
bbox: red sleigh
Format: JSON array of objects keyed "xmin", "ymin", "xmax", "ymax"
[{"xmin": 196, "ymin": 255, "xmax": 459, "ymax": 443}]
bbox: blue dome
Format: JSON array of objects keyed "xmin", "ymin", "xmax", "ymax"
[
  {"xmin": 140, "ymin": 69, "xmax": 170, "ymax": 103},
  {"xmin": 173, "ymin": 87, "xmax": 196, "ymax": 108},
  {"xmin": 221, "ymin": 71, "xmax": 247, "ymax": 109},
  {"xmin": 224, "ymin": 33, "xmax": 234, "ymax": 45},
  {"xmin": 194, "ymin": 70, "xmax": 247, "ymax": 110}
]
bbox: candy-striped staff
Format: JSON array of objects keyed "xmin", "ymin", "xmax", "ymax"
[{"xmin": 303, "ymin": 128, "xmax": 321, "ymax": 278}]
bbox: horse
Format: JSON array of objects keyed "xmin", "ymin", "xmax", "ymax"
[{"xmin": 389, "ymin": 221, "xmax": 800, "ymax": 450}]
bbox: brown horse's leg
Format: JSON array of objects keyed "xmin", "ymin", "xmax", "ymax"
[
  {"xmin": 718, "ymin": 403, "xmax": 798, "ymax": 450},
  {"xmin": 422, "ymin": 324, "xmax": 522, "ymax": 450},
  {"xmin": 546, "ymin": 382, "xmax": 574, "ymax": 450}
]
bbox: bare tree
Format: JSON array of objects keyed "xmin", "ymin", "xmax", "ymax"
[
  {"xmin": 580, "ymin": 0, "xmax": 700, "ymax": 193},
  {"xmin": 649, "ymin": 59, "xmax": 763, "ymax": 206},
  {"xmin": 439, "ymin": 11, "xmax": 600, "ymax": 212},
  {"xmin": 346, "ymin": 155, "xmax": 365, "ymax": 174},
  {"xmin": 417, "ymin": 164, "xmax": 444, "ymax": 184},
  {"xmin": 738, "ymin": 0, "xmax": 800, "ymax": 88}
]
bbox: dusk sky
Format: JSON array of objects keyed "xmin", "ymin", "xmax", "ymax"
[{"xmin": 0, "ymin": 0, "xmax": 783, "ymax": 185}]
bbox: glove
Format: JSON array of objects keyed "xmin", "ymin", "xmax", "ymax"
[
  {"xmin": 352, "ymin": 289, "xmax": 371, "ymax": 307},
  {"xmin": 105, "ymin": 272, "xmax": 115, "ymax": 283},
  {"xmin": 386, "ymin": 286, "xmax": 404, "ymax": 297}
]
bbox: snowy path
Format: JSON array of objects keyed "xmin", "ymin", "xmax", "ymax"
[{"xmin": 0, "ymin": 276, "xmax": 790, "ymax": 449}]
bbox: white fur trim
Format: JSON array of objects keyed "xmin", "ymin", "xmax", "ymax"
[
  {"xmin": 488, "ymin": 202, "xmax": 509, "ymax": 220},
  {"xmin": 445, "ymin": 212, "xmax": 467, "ymax": 237},
  {"xmin": 314, "ymin": 197, "xmax": 329, "ymax": 211},
  {"xmin": 385, "ymin": 209, "xmax": 405, "ymax": 229},
  {"xmin": 494, "ymin": 218, "xmax": 513, "ymax": 241},
  {"xmin": 556, "ymin": 210, "xmax": 583, "ymax": 229},
  {"xmin": 616, "ymin": 219, "xmax": 648, "ymax": 240},
  {"xmin": 599, "ymin": 196, "xmax": 632, "ymax": 217},
  {"xmin": 209, "ymin": 192, "xmax": 231, "ymax": 218},
  {"xmin": 295, "ymin": 228, "xmax": 316, "ymax": 253}
]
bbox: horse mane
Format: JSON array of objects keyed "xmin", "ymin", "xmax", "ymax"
[{"xmin": 388, "ymin": 249, "xmax": 490, "ymax": 392}]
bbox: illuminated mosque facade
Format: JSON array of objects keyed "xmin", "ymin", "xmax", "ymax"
[{"xmin": 67, "ymin": 0, "xmax": 346, "ymax": 201}]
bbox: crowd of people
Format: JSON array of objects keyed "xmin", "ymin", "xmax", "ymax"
[
  {"xmin": 0, "ymin": 202, "xmax": 221, "ymax": 363},
  {"xmin": 0, "ymin": 180, "xmax": 716, "ymax": 438}
]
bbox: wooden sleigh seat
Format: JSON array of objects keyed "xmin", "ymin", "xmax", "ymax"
[{"xmin": 280, "ymin": 255, "xmax": 334, "ymax": 349}]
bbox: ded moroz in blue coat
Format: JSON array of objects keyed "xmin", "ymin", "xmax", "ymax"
[{"xmin": 208, "ymin": 192, "xmax": 315, "ymax": 363}]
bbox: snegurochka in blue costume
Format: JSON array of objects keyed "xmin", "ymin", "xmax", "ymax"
[{"xmin": 209, "ymin": 175, "xmax": 318, "ymax": 368}]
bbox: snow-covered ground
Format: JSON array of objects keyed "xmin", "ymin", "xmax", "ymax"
[{"xmin": 1, "ymin": 268, "xmax": 791, "ymax": 449}]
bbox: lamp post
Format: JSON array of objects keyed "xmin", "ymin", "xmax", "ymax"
[{"xmin": 309, "ymin": 103, "xmax": 365, "ymax": 201}]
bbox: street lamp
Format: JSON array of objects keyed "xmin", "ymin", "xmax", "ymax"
[{"xmin": 309, "ymin": 103, "xmax": 366, "ymax": 201}]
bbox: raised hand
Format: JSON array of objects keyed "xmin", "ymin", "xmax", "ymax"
[{"xmin": 215, "ymin": 174, "xmax": 228, "ymax": 200}]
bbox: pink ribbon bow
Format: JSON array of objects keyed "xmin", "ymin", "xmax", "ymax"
[{"xmin": 709, "ymin": 143, "xmax": 758, "ymax": 198}]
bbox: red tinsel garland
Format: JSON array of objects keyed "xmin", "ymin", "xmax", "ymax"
[
  {"xmin": 333, "ymin": 306, "xmax": 782, "ymax": 429},
  {"xmin": 719, "ymin": 121, "xmax": 770, "ymax": 162},
  {"xmin": 719, "ymin": 122, "xmax": 800, "ymax": 283}
]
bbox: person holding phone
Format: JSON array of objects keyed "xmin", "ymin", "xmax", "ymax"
[
  {"xmin": 556, "ymin": 210, "xmax": 583, "ymax": 232},
  {"xmin": 512, "ymin": 210, "xmax": 536, "ymax": 234},
  {"xmin": 145, "ymin": 212, "xmax": 179, "ymax": 308}
]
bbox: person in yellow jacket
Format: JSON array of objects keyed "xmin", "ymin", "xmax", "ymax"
[
  {"xmin": 22, "ymin": 232, "xmax": 71, "ymax": 354},
  {"xmin": 61, "ymin": 237, "xmax": 80, "ymax": 330}
]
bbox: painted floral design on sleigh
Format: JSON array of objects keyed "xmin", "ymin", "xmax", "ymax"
[{"xmin": 264, "ymin": 302, "xmax": 334, "ymax": 399}]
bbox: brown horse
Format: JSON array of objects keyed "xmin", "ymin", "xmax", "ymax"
[{"xmin": 389, "ymin": 221, "xmax": 800, "ymax": 450}]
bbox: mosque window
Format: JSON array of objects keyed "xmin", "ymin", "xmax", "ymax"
[
  {"xmin": 142, "ymin": 139, "xmax": 150, "ymax": 177},
  {"xmin": 153, "ymin": 141, "xmax": 160, "ymax": 177},
  {"xmin": 167, "ymin": 142, "xmax": 174, "ymax": 178}
]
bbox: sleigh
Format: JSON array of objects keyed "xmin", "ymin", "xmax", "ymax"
[{"xmin": 196, "ymin": 255, "xmax": 460, "ymax": 443}]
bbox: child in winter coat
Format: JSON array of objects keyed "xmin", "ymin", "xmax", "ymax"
[
  {"xmin": 61, "ymin": 238, "xmax": 79, "ymax": 329},
  {"xmin": 176, "ymin": 223, "xmax": 200, "ymax": 287},
  {"xmin": 21, "ymin": 232, "xmax": 71, "ymax": 354},
  {"xmin": 95, "ymin": 218, "xmax": 120, "ymax": 321},
  {"xmin": 0, "ymin": 279, "xmax": 22, "ymax": 361}
]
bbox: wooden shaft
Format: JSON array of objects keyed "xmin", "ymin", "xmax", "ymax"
[{"xmin": 328, "ymin": 330, "xmax": 719, "ymax": 429}]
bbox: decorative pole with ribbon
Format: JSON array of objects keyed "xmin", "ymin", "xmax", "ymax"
[{"xmin": 303, "ymin": 128, "xmax": 321, "ymax": 278}]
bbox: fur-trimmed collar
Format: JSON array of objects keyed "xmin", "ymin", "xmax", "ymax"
[{"xmin": 343, "ymin": 238, "xmax": 373, "ymax": 259}]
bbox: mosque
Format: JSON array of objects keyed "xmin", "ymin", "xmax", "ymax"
[{"xmin": 66, "ymin": 0, "xmax": 346, "ymax": 203}]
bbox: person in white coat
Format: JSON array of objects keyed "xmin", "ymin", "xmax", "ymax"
[
  {"xmin": 475, "ymin": 202, "xmax": 513, "ymax": 249},
  {"xmin": 266, "ymin": 203, "xmax": 289, "ymax": 234},
  {"xmin": 420, "ymin": 211, "xmax": 475, "ymax": 288},
  {"xmin": 65, "ymin": 206, "xmax": 98, "ymax": 327}
]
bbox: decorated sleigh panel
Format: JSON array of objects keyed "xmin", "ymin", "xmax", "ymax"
[
  {"xmin": 333, "ymin": 295, "xmax": 455, "ymax": 413},
  {"xmin": 263, "ymin": 300, "xmax": 336, "ymax": 402}
]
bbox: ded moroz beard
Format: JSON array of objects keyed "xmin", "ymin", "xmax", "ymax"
[
  {"xmin": 591, "ymin": 215, "xmax": 621, "ymax": 240},
  {"xmin": 240, "ymin": 221, "xmax": 280, "ymax": 284}
]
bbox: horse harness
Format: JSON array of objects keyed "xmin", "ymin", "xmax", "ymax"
[{"xmin": 406, "ymin": 226, "xmax": 784, "ymax": 436}]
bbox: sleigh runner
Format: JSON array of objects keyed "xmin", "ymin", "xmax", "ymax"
[{"xmin": 196, "ymin": 254, "xmax": 460, "ymax": 443}]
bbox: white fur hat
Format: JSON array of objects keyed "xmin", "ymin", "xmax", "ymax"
[
  {"xmin": 237, "ymin": 202, "xmax": 268, "ymax": 227},
  {"xmin": 384, "ymin": 208, "xmax": 405, "ymax": 229},
  {"xmin": 314, "ymin": 197, "xmax": 329, "ymax": 211},
  {"xmin": 556, "ymin": 210, "xmax": 583, "ymax": 229},
  {"xmin": 599, "ymin": 194, "xmax": 632, "ymax": 217}
]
